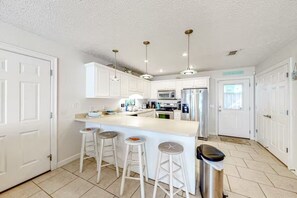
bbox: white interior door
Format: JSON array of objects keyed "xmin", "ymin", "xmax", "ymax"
[
  {"xmin": 218, "ymin": 79, "xmax": 250, "ymax": 138},
  {"xmin": 0, "ymin": 49, "xmax": 51, "ymax": 192},
  {"xmin": 256, "ymin": 64, "xmax": 289, "ymax": 165}
]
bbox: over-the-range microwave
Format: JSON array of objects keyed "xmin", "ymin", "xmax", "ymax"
[{"xmin": 157, "ymin": 90, "xmax": 176, "ymax": 100}]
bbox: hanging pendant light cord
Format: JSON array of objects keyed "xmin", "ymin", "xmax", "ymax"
[
  {"xmin": 187, "ymin": 33, "xmax": 190, "ymax": 70},
  {"xmin": 145, "ymin": 44, "xmax": 148, "ymax": 73},
  {"xmin": 114, "ymin": 51, "xmax": 117, "ymax": 77}
]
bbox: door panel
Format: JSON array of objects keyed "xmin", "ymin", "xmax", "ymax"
[
  {"xmin": 0, "ymin": 49, "xmax": 51, "ymax": 192},
  {"xmin": 218, "ymin": 79, "xmax": 250, "ymax": 138},
  {"xmin": 256, "ymin": 63, "xmax": 289, "ymax": 165}
]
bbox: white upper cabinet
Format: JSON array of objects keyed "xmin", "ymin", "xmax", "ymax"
[
  {"xmin": 85, "ymin": 62, "xmax": 150, "ymax": 98},
  {"xmin": 120, "ymin": 74, "xmax": 129, "ymax": 97},
  {"xmin": 86, "ymin": 62, "xmax": 110, "ymax": 98},
  {"xmin": 109, "ymin": 73, "xmax": 121, "ymax": 97},
  {"xmin": 150, "ymin": 77, "xmax": 210, "ymax": 99}
]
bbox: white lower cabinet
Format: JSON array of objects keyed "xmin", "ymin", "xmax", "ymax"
[
  {"xmin": 137, "ymin": 110, "xmax": 155, "ymax": 118},
  {"xmin": 174, "ymin": 110, "xmax": 181, "ymax": 120}
]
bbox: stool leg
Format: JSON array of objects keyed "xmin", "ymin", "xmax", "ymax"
[
  {"xmin": 79, "ymin": 134, "xmax": 86, "ymax": 173},
  {"xmin": 138, "ymin": 144, "xmax": 145, "ymax": 198},
  {"xmin": 127, "ymin": 146, "xmax": 132, "ymax": 177},
  {"xmin": 120, "ymin": 144, "xmax": 130, "ymax": 196},
  {"xmin": 112, "ymin": 138, "xmax": 120, "ymax": 178},
  {"xmin": 180, "ymin": 154, "xmax": 189, "ymax": 198},
  {"xmin": 169, "ymin": 155, "xmax": 173, "ymax": 198},
  {"xmin": 96, "ymin": 139, "xmax": 104, "ymax": 183},
  {"xmin": 142, "ymin": 143, "xmax": 148, "ymax": 182},
  {"xmin": 153, "ymin": 151, "xmax": 162, "ymax": 198},
  {"xmin": 93, "ymin": 133, "xmax": 99, "ymax": 164}
]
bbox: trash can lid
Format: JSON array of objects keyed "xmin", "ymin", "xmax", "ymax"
[{"xmin": 196, "ymin": 144, "xmax": 225, "ymax": 162}]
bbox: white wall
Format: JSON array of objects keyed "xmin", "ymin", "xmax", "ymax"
[
  {"xmin": 256, "ymin": 39, "xmax": 297, "ymax": 173},
  {"xmin": 153, "ymin": 67, "xmax": 256, "ymax": 135},
  {"xmin": 0, "ymin": 21, "xmax": 120, "ymax": 164}
]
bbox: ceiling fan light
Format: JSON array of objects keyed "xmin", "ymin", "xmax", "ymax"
[{"xmin": 140, "ymin": 73, "xmax": 153, "ymax": 79}]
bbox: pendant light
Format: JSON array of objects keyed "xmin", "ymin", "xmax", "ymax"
[
  {"xmin": 180, "ymin": 29, "xmax": 197, "ymax": 75},
  {"xmin": 140, "ymin": 41, "xmax": 153, "ymax": 80},
  {"xmin": 111, "ymin": 49, "xmax": 120, "ymax": 81}
]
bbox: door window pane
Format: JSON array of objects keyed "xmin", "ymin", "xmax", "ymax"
[{"xmin": 223, "ymin": 84, "xmax": 243, "ymax": 110}]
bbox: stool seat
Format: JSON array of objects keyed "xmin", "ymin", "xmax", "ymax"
[
  {"xmin": 124, "ymin": 136, "xmax": 145, "ymax": 145},
  {"xmin": 98, "ymin": 131, "xmax": 118, "ymax": 139},
  {"xmin": 158, "ymin": 142, "xmax": 184, "ymax": 155},
  {"xmin": 80, "ymin": 128, "xmax": 98, "ymax": 134}
]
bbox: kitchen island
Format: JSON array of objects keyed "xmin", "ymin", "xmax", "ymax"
[{"xmin": 75, "ymin": 115, "xmax": 198, "ymax": 194}]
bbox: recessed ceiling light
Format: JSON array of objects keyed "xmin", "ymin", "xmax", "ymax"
[
  {"xmin": 182, "ymin": 52, "xmax": 188, "ymax": 57},
  {"xmin": 159, "ymin": 69, "xmax": 163, "ymax": 73},
  {"xmin": 144, "ymin": 60, "xmax": 148, "ymax": 63}
]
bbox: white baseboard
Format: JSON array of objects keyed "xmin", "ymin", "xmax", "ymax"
[{"xmin": 57, "ymin": 153, "xmax": 80, "ymax": 168}]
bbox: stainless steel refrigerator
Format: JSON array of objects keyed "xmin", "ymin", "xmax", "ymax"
[{"xmin": 181, "ymin": 88, "xmax": 208, "ymax": 140}]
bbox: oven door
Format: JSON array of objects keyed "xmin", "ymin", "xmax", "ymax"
[{"xmin": 156, "ymin": 111, "xmax": 174, "ymax": 119}]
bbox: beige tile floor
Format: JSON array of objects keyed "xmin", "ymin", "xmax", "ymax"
[{"xmin": 1, "ymin": 136, "xmax": 297, "ymax": 198}]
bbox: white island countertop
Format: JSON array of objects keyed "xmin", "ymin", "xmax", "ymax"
[{"xmin": 75, "ymin": 115, "xmax": 198, "ymax": 137}]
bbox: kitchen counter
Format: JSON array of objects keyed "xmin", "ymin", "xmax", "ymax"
[
  {"xmin": 75, "ymin": 112, "xmax": 198, "ymax": 194},
  {"xmin": 75, "ymin": 115, "xmax": 198, "ymax": 137},
  {"xmin": 116, "ymin": 109, "xmax": 155, "ymax": 116}
]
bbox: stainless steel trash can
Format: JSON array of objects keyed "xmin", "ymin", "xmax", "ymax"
[{"xmin": 197, "ymin": 144, "xmax": 225, "ymax": 198}]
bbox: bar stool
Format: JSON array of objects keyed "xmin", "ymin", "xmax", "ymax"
[
  {"xmin": 79, "ymin": 128, "xmax": 100, "ymax": 173},
  {"xmin": 153, "ymin": 142, "xmax": 189, "ymax": 198},
  {"xmin": 120, "ymin": 136, "xmax": 148, "ymax": 198},
  {"xmin": 96, "ymin": 131, "xmax": 120, "ymax": 183}
]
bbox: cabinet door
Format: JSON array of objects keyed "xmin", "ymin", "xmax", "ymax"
[
  {"xmin": 96, "ymin": 67, "xmax": 110, "ymax": 97},
  {"xmin": 193, "ymin": 78, "xmax": 208, "ymax": 88},
  {"xmin": 175, "ymin": 80, "xmax": 183, "ymax": 99},
  {"xmin": 109, "ymin": 72, "xmax": 120, "ymax": 97},
  {"xmin": 150, "ymin": 81, "xmax": 158, "ymax": 99},
  {"xmin": 143, "ymin": 81, "xmax": 151, "ymax": 99},
  {"xmin": 120, "ymin": 74, "xmax": 129, "ymax": 97},
  {"xmin": 137, "ymin": 79, "xmax": 144, "ymax": 92},
  {"xmin": 158, "ymin": 80, "xmax": 176, "ymax": 90},
  {"xmin": 182, "ymin": 79, "xmax": 194, "ymax": 89},
  {"xmin": 128, "ymin": 76, "xmax": 137, "ymax": 91},
  {"xmin": 174, "ymin": 111, "xmax": 181, "ymax": 120}
]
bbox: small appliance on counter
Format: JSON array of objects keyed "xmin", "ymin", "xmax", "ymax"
[{"xmin": 181, "ymin": 88, "xmax": 208, "ymax": 140}]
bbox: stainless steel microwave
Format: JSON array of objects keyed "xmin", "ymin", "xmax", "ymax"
[{"xmin": 157, "ymin": 90, "xmax": 176, "ymax": 100}]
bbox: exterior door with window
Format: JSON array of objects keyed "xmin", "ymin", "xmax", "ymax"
[{"xmin": 218, "ymin": 79, "xmax": 250, "ymax": 138}]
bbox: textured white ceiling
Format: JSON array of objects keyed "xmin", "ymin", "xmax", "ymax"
[{"xmin": 1, "ymin": 0, "xmax": 297, "ymax": 75}]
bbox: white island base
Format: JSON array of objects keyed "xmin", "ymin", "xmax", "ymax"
[{"xmin": 84, "ymin": 122, "xmax": 197, "ymax": 195}]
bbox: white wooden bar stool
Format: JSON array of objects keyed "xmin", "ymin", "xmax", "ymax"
[
  {"xmin": 79, "ymin": 128, "xmax": 100, "ymax": 173},
  {"xmin": 120, "ymin": 136, "xmax": 148, "ymax": 198},
  {"xmin": 153, "ymin": 142, "xmax": 189, "ymax": 198},
  {"xmin": 96, "ymin": 131, "xmax": 120, "ymax": 183}
]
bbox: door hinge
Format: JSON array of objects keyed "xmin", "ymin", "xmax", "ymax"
[
  {"xmin": 286, "ymin": 72, "xmax": 289, "ymax": 78},
  {"xmin": 249, "ymin": 83, "xmax": 251, "ymax": 87},
  {"xmin": 50, "ymin": 69, "xmax": 53, "ymax": 76},
  {"xmin": 47, "ymin": 154, "xmax": 52, "ymax": 161},
  {"xmin": 256, "ymin": 129, "xmax": 258, "ymax": 133},
  {"xmin": 287, "ymin": 110, "xmax": 289, "ymax": 116},
  {"xmin": 50, "ymin": 112, "xmax": 53, "ymax": 119},
  {"xmin": 286, "ymin": 148, "xmax": 289, "ymax": 153},
  {"xmin": 249, "ymin": 130, "xmax": 251, "ymax": 134}
]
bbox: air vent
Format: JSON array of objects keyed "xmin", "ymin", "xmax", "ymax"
[{"xmin": 228, "ymin": 50, "xmax": 238, "ymax": 56}]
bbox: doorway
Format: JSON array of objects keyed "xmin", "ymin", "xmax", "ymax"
[
  {"xmin": 0, "ymin": 43, "xmax": 57, "ymax": 192},
  {"xmin": 218, "ymin": 79, "xmax": 251, "ymax": 138}
]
